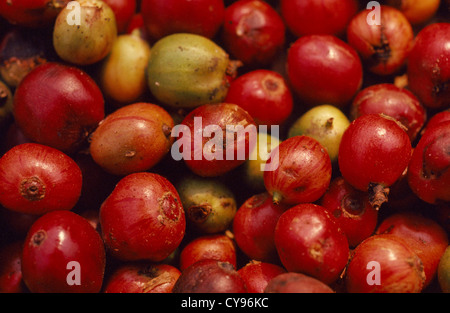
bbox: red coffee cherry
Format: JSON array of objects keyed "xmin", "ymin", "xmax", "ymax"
[
  {"xmin": 0, "ymin": 143, "xmax": 82, "ymax": 215},
  {"xmin": 21, "ymin": 210, "xmax": 106, "ymax": 293}
]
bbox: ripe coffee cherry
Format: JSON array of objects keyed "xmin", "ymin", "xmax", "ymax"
[
  {"xmin": 422, "ymin": 110, "xmax": 450, "ymax": 134},
  {"xmin": 264, "ymin": 272, "xmax": 335, "ymax": 293},
  {"xmin": 175, "ymin": 103, "xmax": 256, "ymax": 177},
  {"xmin": 407, "ymin": 23, "xmax": 450, "ymax": 109},
  {"xmin": 224, "ymin": 69, "xmax": 294, "ymax": 126},
  {"xmin": 274, "ymin": 203, "xmax": 349, "ymax": 285},
  {"xmin": 320, "ymin": 177, "xmax": 379, "ymax": 247},
  {"xmin": 264, "ymin": 135, "xmax": 332, "ymax": 206},
  {"xmin": 238, "ymin": 260, "xmax": 286, "ymax": 293},
  {"xmin": 179, "ymin": 233, "xmax": 237, "ymax": 271},
  {"xmin": 280, "ymin": 0, "xmax": 358, "ymax": 37},
  {"xmin": 173, "ymin": 259, "xmax": 247, "ymax": 293},
  {"xmin": 407, "ymin": 121, "xmax": 450, "ymax": 204},
  {"xmin": 338, "ymin": 114, "xmax": 412, "ymax": 209},
  {"xmin": 100, "ymin": 172, "xmax": 186, "ymax": 262},
  {"xmin": 345, "ymin": 234, "xmax": 425, "ymax": 293},
  {"xmin": 232, "ymin": 192, "xmax": 287, "ymax": 262},
  {"xmin": 222, "ymin": 0, "xmax": 286, "ymax": 67},
  {"xmin": 376, "ymin": 212, "xmax": 449, "ymax": 288},
  {"xmin": 102, "ymin": 0, "xmax": 136, "ymax": 34},
  {"xmin": 21, "ymin": 210, "xmax": 106, "ymax": 293},
  {"xmin": 89, "ymin": 102, "xmax": 174, "ymax": 176},
  {"xmin": 103, "ymin": 263, "xmax": 181, "ymax": 293},
  {"xmin": 13, "ymin": 62, "xmax": 105, "ymax": 154},
  {"xmin": 0, "ymin": 143, "xmax": 82, "ymax": 215},
  {"xmin": 287, "ymin": 34, "xmax": 363, "ymax": 107},
  {"xmin": 347, "ymin": 5, "xmax": 414, "ymax": 76},
  {"xmin": 141, "ymin": 0, "xmax": 225, "ymax": 40},
  {"xmin": 350, "ymin": 84, "xmax": 426, "ymax": 142}
]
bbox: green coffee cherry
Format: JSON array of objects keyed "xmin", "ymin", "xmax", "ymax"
[
  {"xmin": 288, "ymin": 104, "xmax": 350, "ymax": 163},
  {"xmin": 147, "ymin": 33, "xmax": 230, "ymax": 109},
  {"xmin": 243, "ymin": 132, "xmax": 281, "ymax": 191},
  {"xmin": 438, "ymin": 246, "xmax": 450, "ymax": 293},
  {"xmin": 177, "ymin": 175, "xmax": 237, "ymax": 234},
  {"xmin": 53, "ymin": 0, "xmax": 117, "ymax": 65}
]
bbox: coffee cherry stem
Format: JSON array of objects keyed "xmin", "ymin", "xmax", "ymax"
[
  {"xmin": 272, "ymin": 191, "xmax": 283, "ymax": 205},
  {"xmin": 368, "ymin": 182, "xmax": 390, "ymax": 210}
]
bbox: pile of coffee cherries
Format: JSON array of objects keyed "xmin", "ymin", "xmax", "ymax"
[{"xmin": 0, "ymin": 0, "xmax": 449, "ymax": 294}]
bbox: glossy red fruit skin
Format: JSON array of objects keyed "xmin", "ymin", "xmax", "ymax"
[
  {"xmin": 232, "ymin": 192, "xmax": 287, "ymax": 262},
  {"xmin": 350, "ymin": 84, "xmax": 426, "ymax": 141},
  {"xmin": 224, "ymin": 69, "xmax": 294, "ymax": 126},
  {"xmin": 422, "ymin": 109, "xmax": 450, "ymax": 135},
  {"xmin": 376, "ymin": 212, "xmax": 449, "ymax": 288},
  {"xmin": 407, "ymin": 121, "xmax": 450, "ymax": 204},
  {"xmin": 21, "ymin": 210, "xmax": 106, "ymax": 293},
  {"xmin": 172, "ymin": 259, "xmax": 247, "ymax": 293},
  {"xmin": 13, "ymin": 62, "xmax": 105, "ymax": 154},
  {"xmin": 338, "ymin": 114, "xmax": 412, "ymax": 200},
  {"xmin": 179, "ymin": 234, "xmax": 237, "ymax": 271},
  {"xmin": 0, "ymin": 0, "xmax": 70, "ymax": 27},
  {"xmin": 0, "ymin": 143, "xmax": 83, "ymax": 215},
  {"xmin": 89, "ymin": 102, "xmax": 175, "ymax": 176},
  {"xmin": 176, "ymin": 103, "xmax": 257, "ymax": 177},
  {"xmin": 140, "ymin": 0, "xmax": 225, "ymax": 41},
  {"xmin": 347, "ymin": 5, "xmax": 414, "ymax": 76},
  {"xmin": 320, "ymin": 177, "xmax": 378, "ymax": 247},
  {"xmin": 264, "ymin": 136, "xmax": 332, "ymax": 206},
  {"xmin": 100, "ymin": 172, "xmax": 186, "ymax": 262},
  {"xmin": 0, "ymin": 241, "xmax": 27, "ymax": 293},
  {"xmin": 237, "ymin": 260, "xmax": 286, "ymax": 293},
  {"xmin": 407, "ymin": 23, "xmax": 450, "ymax": 110},
  {"xmin": 103, "ymin": 263, "xmax": 181, "ymax": 293},
  {"xmin": 102, "ymin": 0, "xmax": 137, "ymax": 34},
  {"xmin": 264, "ymin": 272, "xmax": 335, "ymax": 293},
  {"xmin": 345, "ymin": 234, "xmax": 425, "ymax": 293},
  {"xmin": 222, "ymin": 0, "xmax": 286, "ymax": 67},
  {"xmin": 287, "ymin": 35, "xmax": 363, "ymax": 107},
  {"xmin": 274, "ymin": 203, "xmax": 349, "ymax": 285},
  {"xmin": 280, "ymin": 0, "xmax": 358, "ymax": 37}
]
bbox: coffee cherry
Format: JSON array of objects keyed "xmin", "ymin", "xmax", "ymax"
[
  {"xmin": 53, "ymin": 0, "xmax": 118, "ymax": 65},
  {"xmin": 338, "ymin": 114, "xmax": 412, "ymax": 209},
  {"xmin": 264, "ymin": 135, "xmax": 332, "ymax": 206},
  {"xmin": 21, "ymin": 210, "xmax": 106, "ymax": 293},
  {"xmin": 0, "ymin": 143, "xmax": 82, "ymax": 215}
]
